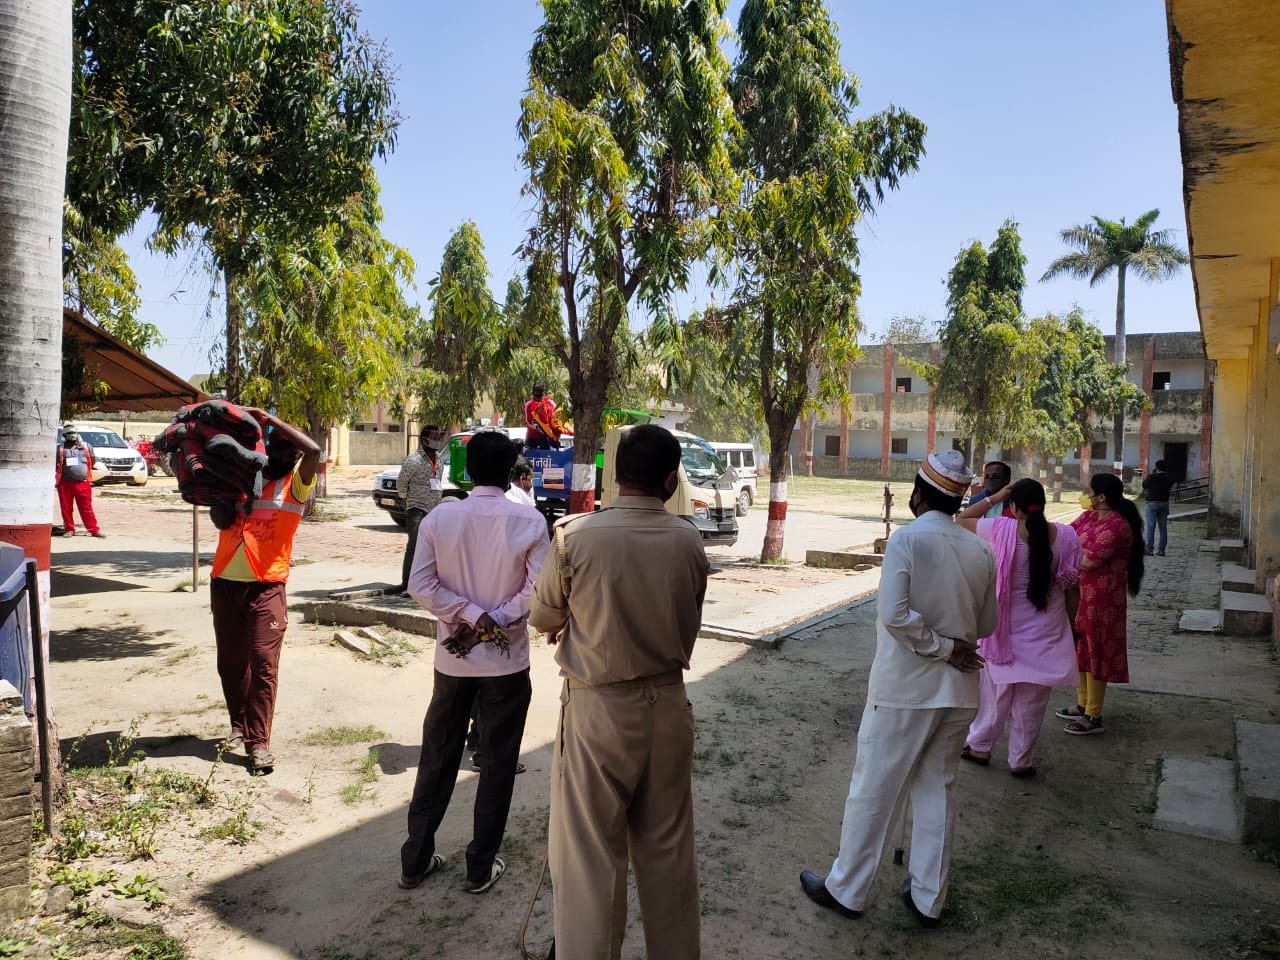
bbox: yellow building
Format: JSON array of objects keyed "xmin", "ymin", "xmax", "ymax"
[{"xmin": 1166, "ymin": 0, "xmax": 1280, "ymax": 618}]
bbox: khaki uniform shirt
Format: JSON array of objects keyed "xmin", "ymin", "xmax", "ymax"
[{"xmin": 529, "ymin": 495, "xmax": 710, "ymax": 685}]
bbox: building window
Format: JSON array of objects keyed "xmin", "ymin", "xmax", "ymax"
[
  {"xmin": 1090, "ymin": 441, "xmax": 1107, "ymax": 460},
  {"xmin": 896, "ymin": 377, "xmax": 912, "ymax": 393},
  {"xmin": 824, "ymin": 435, "xmax": 841, "ymax": 457},
  {"xmin": 1153, "ymin": 371, "xmax": 1172, "ymax": 390},
  {"xmin": 890, "ymin": 437, "xmax": 908, "ymax": 455}
]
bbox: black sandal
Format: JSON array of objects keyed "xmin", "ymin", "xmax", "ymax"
[
  {"xmin": 961, "ymin": 744, "xmax": 990, "ymax": 766},
  {"xmin": 1055, "ymin": 704, "xmax": 1087, "ymax": 720}
]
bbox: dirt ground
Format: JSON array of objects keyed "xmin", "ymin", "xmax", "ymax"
[{"xmin": 16, "ymin": 478, "xmax": 1280, "ymax": 959}]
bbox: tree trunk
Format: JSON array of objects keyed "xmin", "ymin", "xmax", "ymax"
[
  {"xmin": 761, "ymin": 414, "xmax": 795, "ymax": 563},
  {"xmin": 224, "ymin": 265, "xmax": 243, "ymax": 404},
  {"xmin": 1112, "ymin": 265, "xmax": 1127, "ymax": 476},
  {"xmin": 568, "ymin": 392, "xmax": 604, "ymax": 515},
  {"xmin": 306, "ymin": 414, "xmax": 329, "ymax": 501},
  {"xmin": 0, "ymin": 0, "xmax": 72, "ymax": 792}
]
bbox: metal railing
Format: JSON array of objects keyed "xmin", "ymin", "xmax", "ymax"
[{"xmin": 1172, "ymin": 475, "xmax": 1210, "ymax": 503}]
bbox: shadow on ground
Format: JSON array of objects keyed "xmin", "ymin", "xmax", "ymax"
[
  {"xmin": 61, "ymin": 730, "xmax": 231, "ymax": 767},
  {"xmin": 50, "ymin": 624, "xmax": 176, "ymax": 662}
]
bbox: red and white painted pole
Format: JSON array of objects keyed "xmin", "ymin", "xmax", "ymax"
[{"xmin": 568, "ymin": 462, "xmax": 595, "ymax": 515}]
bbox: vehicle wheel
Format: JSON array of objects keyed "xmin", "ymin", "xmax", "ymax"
[
  {"xmin": 390, "ymin": 513, "xmax": 407, "ymax": 527},
  {"xmin": 736, "ymin": 489, "xmax": 751, "ymax": 517},
  {"xmin": 130, "ymin": 476, "xmax": 148, "ymax": 487}
]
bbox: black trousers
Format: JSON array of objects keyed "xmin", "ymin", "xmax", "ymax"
[
  {"xmin": 401, "ymin": 668, "xmax": 532, "ymax": 883},
  {"xmin": 399, "ymin": 507, "xmax": 427, "ymax": 589}
]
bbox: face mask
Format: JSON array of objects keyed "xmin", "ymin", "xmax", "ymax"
[
  {"xmin": 984, "ymin": 478, "xmax": 1004, "ymax": 495},
  {"xmin": 1078, "ymin": 491, "xmax": 1094, "ymax": 511},
  {"xmin": 426, "ymin": 438, "xmax": 444, "ymax": 452}
]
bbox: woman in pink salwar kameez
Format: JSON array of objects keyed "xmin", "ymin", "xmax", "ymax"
[{"xmin": 954, "ymin": 478, "xmax": 1080, "ymax": 777}]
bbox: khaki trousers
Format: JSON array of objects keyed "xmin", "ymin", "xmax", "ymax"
[{"xmin": 550, "ymin": 677, "xmax": 699, "ymax": 960}]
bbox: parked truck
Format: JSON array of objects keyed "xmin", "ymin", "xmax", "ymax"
[{"xmin": 527, "ymin": 411, "xmax": 738, "ymax": 546}]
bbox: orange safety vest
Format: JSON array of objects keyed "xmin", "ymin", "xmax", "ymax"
[
  {"xmin": 55, "ymin": 443, "xmax": 94, "ymax": 484},
  {"xmin": 211, "ymin": 472, "xmax": 307, "ymax": 583}
]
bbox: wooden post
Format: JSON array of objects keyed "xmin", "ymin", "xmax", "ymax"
[
  {"xmin": 24, "ymin": 561, "xmax": 53, "ymax": 836},
  {"xmin": 192, "ymin": 505, "xmax": 200, "ymax": 593}
]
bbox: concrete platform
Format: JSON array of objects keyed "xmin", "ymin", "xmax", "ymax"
[
  {"xmin": 1179, "ymin": 608, "xmax": 1222, "ymax": 633},
  {"xmin": 1237, "ymin": 720, "xmax": 1280, "ymax": 851},
  {"xmin": 1222, "ymin": 562, "xmax": 1258, "ymax": 594},
  {"xmin": 1154, "ymin": 755, "xmax": 1240, "ymax": 842},
  {"xmin": 303, "ymin": 569, "xmax": 883, "ymax": 650},
  {"xmin": 1219, "ymin": 538, "xmax": 1245, "ymax": 562},
  {"xmin": 1222, "ymin": 590, "xmax": 1274, "ymax": 636},
  {"xmin": 805, "ymin": 549, "xmax": 883, "ymax": 569}
]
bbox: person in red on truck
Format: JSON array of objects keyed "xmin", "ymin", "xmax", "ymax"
[{"xmin": 524, "ymin": 382, "xmax": 565, "ymax": 450}]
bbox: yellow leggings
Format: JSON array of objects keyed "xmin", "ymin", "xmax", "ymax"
[{"xmin": 1076, "ymin": 672, "xmax": 1106, "ymax": 718}]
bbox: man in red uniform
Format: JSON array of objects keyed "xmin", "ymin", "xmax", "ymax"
[
  {"xmin": 524, "ymin": 381, "xmax": 562, "ymax": 450},
  {"xmin": 209, "ymin": 409, "xmax": 320, "ymax": 773},
  {"xmin": 55, "ymin": 425, "xmax": 105, "ymax": 538}
]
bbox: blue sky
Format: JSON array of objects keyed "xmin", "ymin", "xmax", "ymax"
[{"xmin": 125, "ymin": 1, "xmax": 1195, "ymax": 379}]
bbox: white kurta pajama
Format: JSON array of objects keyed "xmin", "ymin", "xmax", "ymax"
[{"xmin": 825, "ymin": 509, "xmax": 998, "ymax": 918}]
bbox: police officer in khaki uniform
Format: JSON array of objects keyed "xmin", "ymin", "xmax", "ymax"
[{"xmin": 529, "ymin": 424, "xmax": 709, "ymax": 960}]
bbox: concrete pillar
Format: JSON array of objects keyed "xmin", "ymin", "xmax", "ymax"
[
  {"xmin": 1200, "ymin": 360, "xmax": 1214, "ymax": 482},
  {"xmin": 926, "ymin": 343, "xmax": 940, "ymax": 456},
  {"xmin": 1210, "ymin": 357, "xmax": 1249, "ymax": 537},
  {"xmin": 1250, "ymin": 300, "xmax": 1280, "ymax": 588},
  {"xmin": 838, "ymin": 367, "xmax": 849, "ymax": 475},
  {"xmin": 1138, "ymin": 335, "xmax": 1155, "ymax": 475},
  {"xmin": 880, "ymin": 344, "xmax": 893, "ymax": 479}
]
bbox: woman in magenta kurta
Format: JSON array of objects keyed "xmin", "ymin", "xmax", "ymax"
[
  {"xmin": 956, "ymin": 479, "xmax": 1080, "ymax": 775},
  {"xmin": 1058, "ymin": 472, "xmax": 1145, "ymax": 735}
]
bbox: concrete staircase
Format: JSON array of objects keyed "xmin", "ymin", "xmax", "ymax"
[
  {"xmin": 1160, "ymin": 539, "xmax": 1279, "ymax": 852},
  {"xmin": 1179, "ymin": 540, "xmax": 1274, "ymax": 637}
]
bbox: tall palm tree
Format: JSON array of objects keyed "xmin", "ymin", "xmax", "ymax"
[
  {"xmin": 1040, "ymin": 209, "xmax": 1188, "ymax": 474},
  {"xmin": 0, "ymin": 0, "xmax": 72, "ymax": 786}
]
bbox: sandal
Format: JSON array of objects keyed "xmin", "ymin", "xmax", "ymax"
[
  {"xmin": 1009, "ymin": 766, "xmax": 1038, "ymax": 778},
  {"xmin": 1063, "ymin": 715, "xmax": 1104, "ymax": 736},
  {"xmin": 1055, "ymin": 704, "xmax": 1087, "ymax": 720},
  {"xmin": 398, "ymin": 853, "xmax": 443, "ymax": 890},
  {"xmin": 960, "ymin": 744, "xmax": 990, "ymax": 766}
]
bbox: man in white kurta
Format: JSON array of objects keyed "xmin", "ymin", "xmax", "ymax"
[{"xmin": 801, "ymin": 450, "xmax": 998, "ymax": 926}]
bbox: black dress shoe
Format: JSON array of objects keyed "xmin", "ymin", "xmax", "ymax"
[
  {"xmin": 900, "ymin": 877, "xmax": 940, "ymax": 928},
  {"xmin": 799, "ymin": 870, "xmax": 861, "ymax": 919}
]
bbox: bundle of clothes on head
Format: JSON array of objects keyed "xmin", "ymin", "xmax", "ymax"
[{"xmin": 153, "ymin": 400, "xmax": 267, "ymax": 528}]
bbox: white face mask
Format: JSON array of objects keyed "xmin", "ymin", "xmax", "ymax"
[{"xmin": 425, "ymin": 437, "xmax": 445, "ymax": 452}]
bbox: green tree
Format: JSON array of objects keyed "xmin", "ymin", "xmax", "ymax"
[
  {"xmin": 1039, "ymin": 209, "xmax": 1188, "ymax": 471},
  {"xmin": 488, "ymin": 278, "xmax": 568, "ymax": 428},
  {"xmin": 237, "ymin": 180, "xmax": 416, "ymax": 498},
  {"xmin": 62, "ymin": 219, "xmax": 160, "ymax": 352},
  {"xmin": 0, "ymin": 0, "xmax": 72, "ymax": 789},
  {"xmin": 1023, "ymin": 309, "xmax": 1146, "ymax": 497},
  {"xmin": 930, "ymin": 220, "xmax": 1037, "ymax": 464},
  {"xmin": 727, "ymin": 0, "xmax": 925, "ymax": 560},
  {"xmin": 665, "ymin": 310, "xmax": 761, "ymax": 442},
  {"xmin": 69, "ymin": 0, "xmax": 399, "ymax": 402},
  {"xmin": 518, "ymin": 0, "xmax": 738, "ymax": 513},
  {"xmin": 873, "ymin": 315, "xmax": 930, "ymax": 345},
  {"xmin": 414, "ymin": 222, "xmax": 502, "ymax": 429}
]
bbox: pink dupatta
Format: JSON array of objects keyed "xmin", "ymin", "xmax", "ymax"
[{"xmin": 979, "ymin": 517, "xmax": 1019, "ymax": 665}]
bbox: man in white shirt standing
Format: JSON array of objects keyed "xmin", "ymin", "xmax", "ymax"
[
  {"xmin": 800, "ymin": 449, "xmax": 997, "ymax": 927},
  {"xmin": 399, "ymin": 429, "xmax": 549, "ymax": 894},
  {"xmin": 505, "ymin": 457, "xmax": 536, "ymax": 508}
]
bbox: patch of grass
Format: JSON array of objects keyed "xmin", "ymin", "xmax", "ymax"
[
  {"xmin": 721, "ymin": 814, "xmax": 750, "ymax": 830},
  {"xmin": 946, "ymin": 852, "xmax": 1122, "ymax": 937},
  {"xmin": 65, "ymin": 921, "xmax": 186, "ymax": 959},
  {"xmin": 340, "ymin": 748, "xmax": 381, "ymax": 805},
  {"xmin": 162, "ymin": 647, "xmax": 199, "ymax": 667},
  {"xmin": 171, "ymin": 577, "xmax": 208, "ymax": 592},
  {"xmin": 729, "ymin": 776, "xmax": 790, "ymax": 808},
  {"xmin": 363, "ymin": 629, "xmax": 422, "ymax": 668},
  {"xmin": 304, "ymin": 725, "xmax": 388, "ymax": 748},
  {"xmin": 47, "ymin": 865, "xmax": 118, "ymax": 897},
  {"xmin": 112, "ymin": 873, "xmax": 166, "ymax": 906},
  {"xmin": 198, "ymin": 808, "xmax": 258, "ymax": 846},
  {"xmin": 717, "ymin": 750, "xmax": 737, "ymax": 767}
]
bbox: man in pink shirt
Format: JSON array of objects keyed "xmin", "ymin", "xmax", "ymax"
[{"xmin": 399, "ymin": 429, "xmax": 550, "ymax": 894}]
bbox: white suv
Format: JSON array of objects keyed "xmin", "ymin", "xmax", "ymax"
[
  {"xmin": 63, "ymin": 425, "xmax": 148, "ymax": 486},
  {"xmin": 710, "ymin": 442, "xmax": 758, "ymax": 516}
]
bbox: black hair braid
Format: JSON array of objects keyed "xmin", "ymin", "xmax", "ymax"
[
  {"xmin": 1008, "ymin": 478, "xmax": 1051, "ymax": 610},
  {"xmin": 1090, "ymin": 473, "xmax": 1145, "ymax": 597}
]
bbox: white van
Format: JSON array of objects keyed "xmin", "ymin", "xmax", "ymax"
[{"xmin": 710, "ymin": 442, "xmax": 758, "ymax": 516}]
